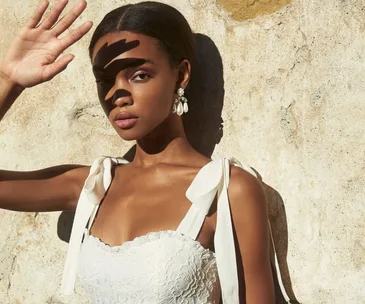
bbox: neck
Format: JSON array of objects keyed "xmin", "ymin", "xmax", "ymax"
[{"xmin": 132, "ymin": 114, "xmax": 194, "ymax": 168}]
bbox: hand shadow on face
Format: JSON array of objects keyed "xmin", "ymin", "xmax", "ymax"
[{"xmin": 57, "ymin": 33, "xmax": 299, "ymax": 303}]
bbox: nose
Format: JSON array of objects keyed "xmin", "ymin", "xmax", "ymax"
[
  {"xmin": 106, "ymin": 89, "xmax": 133, "ymax": 107},
  {"xmin": 114, "ymin": 96, "xmax": 133, "ymax": 107}
]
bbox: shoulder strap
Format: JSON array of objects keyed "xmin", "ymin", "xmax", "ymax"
[
  {"xmin": 177, "ymin": 158, "xmax": 241, "ymax": 303},
  {"xmin": 60, "ymin": 156, "xmax": 128, "ymax": 296},
  {"xmin": 228, "ymin": 157, "xmax": 292, "ymax": 303},
  {"xmin": 177, "ymin": 158, "xmax": 240, "ymax": 303},
  {"xmin": 177, "ymin": 159, "xmax": 222, "ymax": 239},
  {"xmin": 214, "ymin": 158, "xmax": 240, "ymax": 303}
]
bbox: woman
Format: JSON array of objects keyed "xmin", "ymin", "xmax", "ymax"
[{"xmin": 0, "ymin": 0, "xmax": 276, "ymax": 303}]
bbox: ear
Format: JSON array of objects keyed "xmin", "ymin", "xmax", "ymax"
[{"xmin": 176, "ymin": 59, "xmax": 191, "ymax": 90}]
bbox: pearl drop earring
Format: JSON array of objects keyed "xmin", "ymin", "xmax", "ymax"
[{"xmin": 172, "ymin": 87, "xmax": 188, "ymax": 116}]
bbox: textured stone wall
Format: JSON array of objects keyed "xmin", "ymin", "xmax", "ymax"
[{"xmin": 0, "ymin": 0, "xmax": 364, "ymax": 303}]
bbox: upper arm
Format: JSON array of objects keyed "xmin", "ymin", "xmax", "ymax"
[
  {"xmin": 0, "ymin": 164, "xmax": 90, "ymax": 212},
  {"xmin": 227, "ymin": 165, "xmax": 275, "ymax": 304}
]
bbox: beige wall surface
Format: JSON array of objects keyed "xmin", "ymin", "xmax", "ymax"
[{"xmin": 0, "ymin": 0, "xmax": 364, "ymax": 303}]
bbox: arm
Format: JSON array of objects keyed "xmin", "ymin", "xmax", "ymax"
[
  {"xmin": 0, "ymin": 165, "xmax": 90, "ymax": 212},
  {"xmin": 0, "ymin": 0, "xmax": 93, "ymax": 212},
  {"xmin": 228, "ymin": 166, "xmax": 275, "ymax": 304},
  {"xmin": 0, "ymin": 70, "xmax": 24, "ymax": 120}
]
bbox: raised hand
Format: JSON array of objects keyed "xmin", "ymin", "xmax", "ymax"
[{"xmin": 0, "ymin": 0, "xmax": 93, "ymax": 88}]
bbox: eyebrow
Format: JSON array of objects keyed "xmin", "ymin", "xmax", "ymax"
[{"xmin": 92, "ymin": 58, "xmax": 155, "ymax": 75}]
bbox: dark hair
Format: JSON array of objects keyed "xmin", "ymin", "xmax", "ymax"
[{"xmin": 89, "ymin": 1, "xmax": 196, "ymax": 72}]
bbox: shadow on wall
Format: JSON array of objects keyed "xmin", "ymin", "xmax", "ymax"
[
  {"xmin": 57, "ymin": 33, "xmax": 299, "ymax": 303},
  {"xmin": 182, "ymin": 33, "xmax": 225, "ymax": 157}
]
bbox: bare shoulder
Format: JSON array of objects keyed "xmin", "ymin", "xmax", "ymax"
[
  {"xmin": 64, "ymin": 164, "xmax": 92, "ymax": 192},
  {"xmin": 64, "ymin": 165, "xmax": 91, "ymax": 186},
  {"xmin": 41, "ymin": 164, "xmax": 92, "ymax": 210},
  {"xmin": 228, "ymin": 165, "xmax": 266, "ymax": 209},
  {"xmin": 226, "ymin": 164, "xmax": 274, "ymax": 302},
  {"xmin": 226, "ymin": 163, "xmax": 268, "ymax": 231},
  {"xmin": 47, "ymin": 164, "xmax": 92, "ymax": 210}
]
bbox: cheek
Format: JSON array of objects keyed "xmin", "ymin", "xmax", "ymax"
[
  {"xmin": 136, "ymin": 90, "xmax": 171, "ymax": 123},
  {"xmin": 136, "ymin": 77, "xmax": 175, "ymax": 114}
]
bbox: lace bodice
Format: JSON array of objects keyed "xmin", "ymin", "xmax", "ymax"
[{"xmin": 78, "ymin": 229, "xmax": 221, "ymax": 303}]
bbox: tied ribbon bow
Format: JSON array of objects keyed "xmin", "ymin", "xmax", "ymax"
[
  {"xmin": 60, "ymin": 156, "xmax": 128, "ymax": 295},
  {"xmin": 177, "ymin": 157, "xmax": 253, "ymax": 304}
]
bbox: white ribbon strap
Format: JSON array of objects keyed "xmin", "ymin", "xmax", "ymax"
[
  {"xmin": 60, "ymin": 156, "xmax": 128, "ymax": 295},
  {"xmin": 177, "ymin": 158, "xmax": 240, "ymax": 303},
  {"xmin": 214, "ymin": 158, "xmax": 240, "ymax": 304},
  {"xmin": 177, "ymin": 160, "xmax": 223, "ymax": 239}
]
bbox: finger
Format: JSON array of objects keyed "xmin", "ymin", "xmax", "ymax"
[
  {"xmin": 38, "ymin": 0, "xmax": 69, "ymax": 30},
  {"xmin": 58, "ymin": 21, "xmax": 93, "ymax": 51},
  {"xmin": 51, "ymin": 0, "xmax": 87, "ymax": 37},
  {"xmin": 26, "ymin": 0, "xmax": 50, "ymax": 28},
  {"xmin": 42, "ymin": 54, "xmax": 75, "ymax": 81}
]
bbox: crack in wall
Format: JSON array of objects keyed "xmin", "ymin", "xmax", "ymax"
[
  {"xmin": 6, "ymin": 256, "xmax": 17, "ymax": 301},
  {"xmin": 280, "ymin": 101, "xmax": 299, "ymax": 147}
]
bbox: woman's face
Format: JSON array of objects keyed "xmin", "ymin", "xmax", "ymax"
[{"xmin": 91, "ymin": 31, "xmax": 180, "ymax": 141}]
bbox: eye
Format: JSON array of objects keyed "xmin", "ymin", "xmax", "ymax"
[
  {"xmin": 95, "ymin": 77, "xmax": 114, "ymax": 88},
  {"xmin": 132, "ymin": 73, "xmax": 150, "ymax": 82}
]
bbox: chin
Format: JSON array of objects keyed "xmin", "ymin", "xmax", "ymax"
[
  {"xmin": 113, "ymin": 127, "xmax": 148, "ymax": 141},
  {"xmin": 111, "ymin": 119, "xmax": 164, "ymax": 141},
  {"xmin": 114, "ymin": 130, "xmax": 139, "ymax": 141}
]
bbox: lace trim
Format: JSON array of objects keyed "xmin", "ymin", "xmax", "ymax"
[{"xmin": 84, "ymin": 229, "xmax": 217, "ymax": 257}]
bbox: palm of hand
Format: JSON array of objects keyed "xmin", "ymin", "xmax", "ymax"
[
  {"xmin": 5, "ymin": 29, "xmax": 62, "ymax": 87},
  {"xmin": 0, "ymin": 0, "xmax": 92, "ymax": 88}
]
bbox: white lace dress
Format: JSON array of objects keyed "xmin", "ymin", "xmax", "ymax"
[
  {"xmin": 79, "ymin": 230, "xmax": 220, "ymax": 303},
  {"xmin": 60, "ymin": 156, "xmax": 291, "ymax": 303}
]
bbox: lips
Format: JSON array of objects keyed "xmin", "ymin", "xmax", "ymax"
[
  {"xmin": 113, "ymin": 111, "xmax": 138, "ymax": 129},
  {"xmin": 114, "ymin": 112, "xmax": 138, "ymax": 121}
]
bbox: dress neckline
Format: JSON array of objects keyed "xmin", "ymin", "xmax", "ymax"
[
  {"xmin": 85, "ymin": 157, "xmax": 221, "ymax": 252},
  {"xmin": 84, "ymin": 229, "xmax": 217, "ymax": 257}
]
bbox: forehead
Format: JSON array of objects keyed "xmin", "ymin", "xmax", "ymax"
[{"xmin": 91, "ymin": 31, "xmax": 163, "ymax": 65}]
